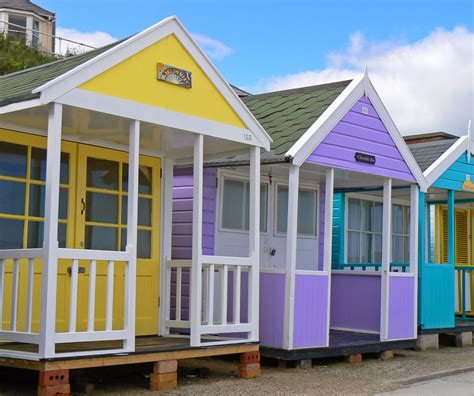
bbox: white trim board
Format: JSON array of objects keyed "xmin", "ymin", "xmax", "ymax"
[
  {"xmin": 284, "ymin": 72, "xmax": 428, "ymax": 191},
  {"xmin": 424, "ymin": 136, "xmax": 468, "ymax": 187},
  {"xmin": 25, "ymin": 16, "xmax": 271, "ymax": 150}
]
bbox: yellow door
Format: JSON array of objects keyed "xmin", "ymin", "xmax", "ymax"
[
  {"xmin": 75, "ymin": 145, "xmax": 160, "ymax": 335},
  {"xmin": 0, "ymin": 129, "xmax": 77, "ymax": 332}
]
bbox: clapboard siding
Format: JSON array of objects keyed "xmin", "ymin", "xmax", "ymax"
[
  {"xmin": 318, "ymin": 182, "xmax": 325, "ymax": 270},
  {"xmin": 433, "ymin": 152, "xmax": 474, "ymax": 191},
  {"xmin": 332, "ymin": 193, "xmax": 344, "ymax": 269},
  {"xmin": 306, "ymin": 97, "xmax": 415, "ymax": 182}
]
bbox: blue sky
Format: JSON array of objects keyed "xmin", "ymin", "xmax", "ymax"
[{"xmin": 40, "ymin": 0, "xmax": 473, "ymax": 135}]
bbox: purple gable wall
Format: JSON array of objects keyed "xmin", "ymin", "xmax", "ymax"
[
  {"xmin": 306, "ymin": 96, "xmax": 415, "ymax": 182},
  {"xmin": 330, "ymin": 273, "xmax": 381, "ymax": 333}
]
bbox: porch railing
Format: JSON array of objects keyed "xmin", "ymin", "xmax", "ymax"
[
  {"xmin": 339, "ymin": 262, "xmax": 409, "ymax": 272},
  {"xmin": 165, "ymin": 255, "xmax": 255, "ymax": 344},
  {"xmin": 0, "ymin": 248, "xmax": 134, "ymax": 359}
]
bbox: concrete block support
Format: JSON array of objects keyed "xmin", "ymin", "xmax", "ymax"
[
  {"xmin": 379, "ymin": 350, "xmax": 394, "ymax": 361},
  {"xmin": 345, "ymin": 354, "xmax": 362, "ymax": 364},
  {"xmin": 416, "ymin": 334, "xmax": 439, "ymax": 351},
  {"xmin": 455, "ymin": 332, "xmax": 473, "ymax": 347},
  {"xmin": 296, "ymin": 359, "xmax": 312, "ymax": 369},
  {"xmin": 150, "ymin": 360, "xmax": 178, "ymax": 391}
]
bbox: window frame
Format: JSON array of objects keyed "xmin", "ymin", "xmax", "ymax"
[
  {"xmin": 344, "ymin": 193, "xmax": 410, "ymax": 267},
  {"xmin": 217, "ymin": 169, "xmax": 270, "ymax": 235},
  {"xmin": 274, "ymin": 181, "xmax": 319, "ymax": 239}
]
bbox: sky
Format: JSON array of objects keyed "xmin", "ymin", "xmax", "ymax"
[{"xmin": 39, "ymin": 0, "xmax": 473, "ymax": 136}]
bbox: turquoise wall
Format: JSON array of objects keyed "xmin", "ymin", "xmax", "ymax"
[
  {"xmin": 332, "ymin": 193, "xmax": 344, "ymax": 269},
  {"xmin": 432, "ymin": 152, "xmax": 474, "ymax": 191}
]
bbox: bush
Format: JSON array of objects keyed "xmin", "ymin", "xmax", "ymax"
[{"xmin": 0, "ymin": 33, "xmax": 58, "ymax": 75}]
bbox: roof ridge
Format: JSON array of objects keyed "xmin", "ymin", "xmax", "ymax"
[
  {"xmin": 243, "ymin": 79, "xmax": 352, "ymax": 101},
  {"xmin": 409, "ymin": 137, "xmax": 460, "ymax": 148}
]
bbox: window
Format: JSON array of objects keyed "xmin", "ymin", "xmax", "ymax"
[
  {"xmin": 392, "ymin": 204, "xmax": 410, "ymax": 263},
  {"xmin": 221, "ymin": 178, "xmax": 267, "ymax": 232},
  {"xmin": 346, "ymin": 197, "xmax": 410, "ymax": 265},
  {"xmin": 32, "ymin": 19, "xmax": 40, "ymax": 48},
  {"xmin": 276, "ymin": 185, "xmax": 318, "ymax": 236},
  {"xmin": 8, "ymin": 14, "xmax": 27, "ymax": 41},
  {"xmin": 0, "ymin": 141, "xmax": 70, "ymax": 249}
]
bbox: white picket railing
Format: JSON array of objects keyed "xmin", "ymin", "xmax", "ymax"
[
  {"xmin": 165, "ymin": 255, "xmax": 255, "ymax": 343},
  {"xmin": 0, "ymin": 248, "xmax": 134, "ymax": 359}
]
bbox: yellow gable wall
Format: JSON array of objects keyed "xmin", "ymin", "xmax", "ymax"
[{"xmin": 80, "ymin": 34, "xmax": 246, "ymax": 128}]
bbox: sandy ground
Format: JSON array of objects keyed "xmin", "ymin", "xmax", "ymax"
[{"xmin": 1, "ymin": 344, "xmax": 473, "ymax": 395}]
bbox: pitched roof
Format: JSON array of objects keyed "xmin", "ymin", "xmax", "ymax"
[
  {"xmin": 0, "ymin": 41, "xmax": 120, "ymax": 106},
  {"xmin": 0, "ymin": 0, "xmax": 54, "ymax": 18},
  {"xmin": 407, "ymin": 138, "xmax": 458, "ymax": 172}
]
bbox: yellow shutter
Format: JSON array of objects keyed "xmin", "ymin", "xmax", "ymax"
[
  {"xmin": 455, "ymin": 209, "xmax": 469, "ymax": 265},
  {"xmin": 438, "ymin": 206, "xmax": 448, "ymax": 264}
]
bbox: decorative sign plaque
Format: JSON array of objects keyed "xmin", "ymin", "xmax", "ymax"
[
  {"xmin": 462, "ymin": 180, "xmax": 474, "ymax": 192},
  {"xmin": 355, "ymin": 152, "xmax": 376, "ymax": 165},
  {"xmin": 157, "ymin": 63, "xmax": 192, "ymax": 88}
]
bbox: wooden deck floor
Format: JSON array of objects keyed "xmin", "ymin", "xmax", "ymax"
[
  {"xmin": 0, "ymin": 336, "xmax": 258, "ymax": 371},
  {"xmin": 261, "ymin": 330, "xmax": 415, "ymax": 361}
]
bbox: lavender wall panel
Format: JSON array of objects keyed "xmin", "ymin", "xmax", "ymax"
[
  {"xmin": 388, "ymin": 276, "xmax": 416, "ymax": 339},
  {"xmin": 293, "ymin": 274, "xmax": 329, "ymax": 348},
  {"xmin": 171, "ymin": 167, "xmax": 217, "ymax": 259},
  {"xmin": 330, "ymin": 273, "xmax": 381, "ymax": 332},
  {"xmin": 259, "ymin": 272, "xmax": 286, "ymax": 348},
  {"xmin": 306, "ymin": 97, "xmax": 415, "ymax": 182}
]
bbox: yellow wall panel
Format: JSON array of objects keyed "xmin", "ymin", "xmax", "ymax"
[{"xmin": 80, "ymin": 34, "xmax": 246, "ymax": 128}]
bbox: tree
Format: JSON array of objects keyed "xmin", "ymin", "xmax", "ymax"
[{"xmin": 0, "ymin": 33, "xmax": 57, "ymax": 75}]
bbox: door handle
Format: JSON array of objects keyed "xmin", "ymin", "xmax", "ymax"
[
  {"xmin": 67, "ymin": 266, "xmax": 86, "ymax": 275},
  {"xmin": 80, "ymin": 198, "xmax": 86, "ymax": 215},
  {"xmin": 269, "ymin": 248, "xmax": 276, "ymax": 256}
]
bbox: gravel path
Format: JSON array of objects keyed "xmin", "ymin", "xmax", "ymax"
[{"xmin": 1, "ymin": 345, "xmax": 473, "ymax": 395}]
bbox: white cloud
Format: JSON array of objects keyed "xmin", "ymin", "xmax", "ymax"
[
  {"xmin": 55, "ymin": 27, "xmax": 118, "ymax": 55},
  {"xmin": 252, "ymin": 27, "xmax": 474, "ymax": 136},
  {"xmin": 191, "ymin": 33, "xmax": 234, "ymax": 61}
]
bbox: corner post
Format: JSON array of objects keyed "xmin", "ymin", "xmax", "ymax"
[
  {"xmin": 410, "ymin": 184, "xmax": 419, "ymax": 337},
  {"xmin": 190, "ymin": 134, "xmax": 204, "ymax": 346},
  {"xmin": 323, "ymin": 168, "xmax": 334, "ymax": 346},
  {"xmin": 380, "ymin": 178, "xmax": 392, "ymax": 341},
  {"xmin": 248, "ymin": 146, "xmax": 260, "ymax": 341},
  {"xmin": 124, "ymin": 119, "xmax": 140, "ymax": 351},
  {"xmin": 160, "ymin": 158, "xmax": 175, "ymax": 336},
  {"xmin": 418, "ymin": 191, "xmax": 426, "ymax": 325},
  {"xmin": 447, "ymin": 190, "xmax": 455, "ymax": 267},
  {"xmin": 283, "ymin": 164, "xmax": 299, "ymax": 349},
  {"xmin": 39, "ymin": 103, "xmax": 63, "ymax": 358}
]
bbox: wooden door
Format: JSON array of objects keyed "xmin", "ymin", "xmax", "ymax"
[{"xmin": 75, "ymin": 145, "xmax": 160, "ymax": 335}]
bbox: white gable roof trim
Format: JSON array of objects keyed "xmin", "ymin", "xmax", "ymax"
[
  {"xmin": 32, "ymin": 16, "xmax": 271, "ymax": 150},
  {"xmin": 285, "ymin": 72, "xmax": 428, "ymax": 191}
]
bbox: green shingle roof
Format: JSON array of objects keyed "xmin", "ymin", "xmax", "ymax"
[
  {"xmin": 0, "ymin": 41, "xmax": 121, "ymax": 106},
  {"xmin": 204, "ymin": 80, "xmax": 352, "ymax": 167}
]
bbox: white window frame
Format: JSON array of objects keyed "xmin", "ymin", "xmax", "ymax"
[
  {"xmin": 217, "ymin": 169, "xmax": 270, "ymax": 235},
  {"xmin": 274, "ymin": 181, "xmax": 319, "ymax": 240},
  {"xmin": 344, "ymin": 193, "xmax": 410, "ymax": 269}
]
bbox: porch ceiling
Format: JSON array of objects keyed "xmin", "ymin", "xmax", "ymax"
[{"xmin": 0, "ymin": 105, "xmax": 251, "ymax": 160}]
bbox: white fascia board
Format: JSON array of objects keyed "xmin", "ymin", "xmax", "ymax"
[
  {"xmin": 424, "ymin": 135, "xmax": 468, "ymax": 187},
  {"xmin": 56, "ymin": 89, "xmax": 265, "ymax": 148},
  {"xmin": 363, "ymin": 76, "xmax": 428, "ymax": 192},
  {"xmin": 286, "ymin": 74, "xmax": 365, "ymax": 167},
  {"xmin": 32, "ymin": 16, "xmax": 271, "ymax": 150},
  {"xmin": 0, "ymin": 98, "xmax": 43, "ymax": 114}
]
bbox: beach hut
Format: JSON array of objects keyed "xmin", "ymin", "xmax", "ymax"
[
  {"xmin": 172, "ymin": 72, "xmax": 427, "ymax": 363},
  {"xmin": 407, "ymin": 127, "xmax": 474, "ymax": 349},
  {"xmin": 0, "ymin": 16, "xmax": 271, "ymax": 392}
]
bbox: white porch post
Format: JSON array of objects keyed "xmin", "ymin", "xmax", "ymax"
[
  {"xmin": 124, "ymin": 120, "xmax": 140, "ymax": 351},
  {"xmin": 39, "ymin": 103, "xmax": 63, "ymax": 358},
  {"xmin": 248, "ymin": 146, "xmax": 260, "ymax": 342},
  {"xmin": 323, "ymin": 168, "xmax": 334, "ymax": 346},
  {"xmin": 160, "ymin": 158, "xmax": 175, "ymax": 336},
  {"xmin": 190, "ymin": 133, "xmax": 204, "ymax": 346},
  {"xmin": 323, "ymin": 168, "xmax": 334, "ymax": 272},
  {"xmin": 410, "ymin": 184, "xmax": 419, "ymax": 337},
  {"xmin": 380, "ymin": 178, "xmax": 392, "ymax": 341},
  {"xmin": 283, "ymin": 164, "xmax": 299, "ymax": 350}
]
